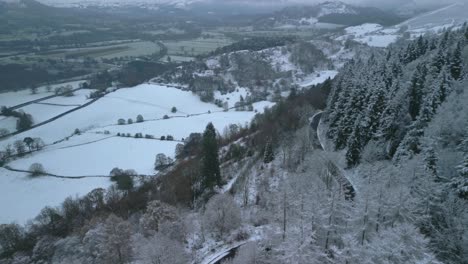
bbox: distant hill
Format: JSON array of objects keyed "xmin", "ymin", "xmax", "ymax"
[{"xmin": 255, "ymin": 1, "xmax": 404, "ymax": 28}]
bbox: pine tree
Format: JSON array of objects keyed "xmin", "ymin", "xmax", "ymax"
[
  {"xmin": 431, "ymin": 69, "xmax": 450, "ymax": 110},
  {"xmin": 263, "ymin": 139, "xmax": 275, "ymax": 164},
  {"xmin": 453, "ymin": 155, "xmax": 468, "ymax": 199},
  {"xmin": 450, "ymin": 42, "xmax": 463, "ymax": 81},
  {"xmin": 408, "ymin": 65, "xmax": 427, "ymax": 120},
  {"xmin": 423, "ymin": 144, "xmax": 438, "ymax": 178},
  {"xmin": 201, "ymin": 123, "xmax": 222, "ymax": 191},
  {"xmin": 439, "ymin": 31, "xmax": 449, "ymax": 49},
  {"xmin": 431, "ymin": 48, "xmax": 446, "ymax": 74},
  {"xmin": 393, "ymin": 123, "xmax": 424, "ymax": 162},
  {"xmin": 360, "ymin": 82, "xmax": 387, "ymax": 145},
  {"xmin": 346, "ymin": 122, "xmax": 362, "ymax": 168}
]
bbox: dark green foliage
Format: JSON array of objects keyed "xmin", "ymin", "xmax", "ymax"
[
  {"xmin": 408, "ymin": 64, "xmax": 427, "ymax": 121},
  {"xmin": 110, "ymin": 168, "xmax": 135, "ymax": 191},
  {"xmin": 23, "ymin": 137, "xmax": 34, "ymax": 151},
  {"xmin": 118, "ymin": 61, "xmax": 174, "ymax": 87},
  {"xmin": 450, "ymin": 42, "xmax": 463, "ymax": 81},
  {"xmin": 346, "ymin": 123, "xmax": 362, "ymax": 168},
  {"xmin": 16, "ymin": 113, "xmax": 33, "ymax": 131},
  {"xmin": 289, "ymin": 42, "xmax": 329, "ymax": 73},
  {"xmin": 136, "ymin": 115, "xmax": 144, "ymax": 123},
  {"xmin": 209, "ymin": 36, "xmax": 297, "ymax": 56},
  {"xmin": 327, "ymin": 28, "xmax": 467, "ymax": 165},
  {"xmin": 452, "ymin": 144, "xmax": 468, "ymax": 199},
  {"xmin": 200, "ymin": 123, "xmax": 222, "ymax": 191},
  {"xmin": 263, "ymin": 140, "xmax": 275, "ymax": 164}
]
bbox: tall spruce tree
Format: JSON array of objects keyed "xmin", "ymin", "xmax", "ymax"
[
  {"xmin": 423, "ymin": 143, "xmax": 438, "ymax": 178},
  {"xmin": 346, "ymin": 122, "xmax": 363, "ymax": 168},
  {"xmin": 201, "ymin": 123, "xmax": 221, "ymax": 191},
  {"xmin": 450, "ymin": 42, "xmax": 463, "ymax": 81},
  {"xmin": 453, "ymin": 155, "xmax": 468, "ymax": 199},
  {"xmin": 408, "ymin": 64, "xmax": 427, "ymax": 120},
  {"xmin": 263, "ymin": 139, "xmax": 275, "ymax": 164}
]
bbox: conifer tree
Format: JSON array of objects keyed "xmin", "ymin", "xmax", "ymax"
[
  {"xmin": 263, "ymin": 139, "xmax": 275, "ymax": 164},
  {"xmin": 346, "ymin": 122, "xmax": 362, "ymax": 168},
  {"xmin": 408, "ymin": 65, "xmax": 427, "ymax": 120},
  {"xmin": 360, "ymin": 83, "xmax": 386, "ymax": 144},
  {"xmin": 201, "ymin": 123, "xmax": 221, "ymax": 191},
  {"xmin": 450, "ymin": 42, "xmax": 463, "ymax": 81},
  {"xmin": 453, "ymin": 155, "xmax": 468, "ymax": 199},
  {"xmin": 423, "ymin": 144, "xmax": 438, "ymax": 178},
  {"xmin": 393, "ymin": 124, "xmax": 424, "ymax": 162}
]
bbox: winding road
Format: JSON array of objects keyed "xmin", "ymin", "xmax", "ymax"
[{"xmin": 311, "ymin": 111, "xmax": 355, "ymax": 200}]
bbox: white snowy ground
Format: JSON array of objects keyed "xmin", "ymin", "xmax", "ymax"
[
  {"xmin": 0, "ymin": 84, "xmax": 221, "ymax": 148},
  {"xmin": 0, "ymin": 116, "xmax": 17, "ymax": 133},
  {"xmin": 8, "ymin": 135, "xmax": 179, "ymax": 176},
  {"xmin": 339, "ymin": 23, "xmax": 400, "ymax": 48},
  {"xmin": 299, "ymin": 70, "xmax": 339, "ymax": 87},
  {"xmin": 0, "ymin": 167, "xmax": 110, "ymax": 224},
  {"xmin": 0, "ymin": 83, "xmax": 275, "ymax": 224},
  {"xmin": 0, "ymin": 80, "xmax": 85, "ymax": 108},
  {"xmin": 214, "ymin": 88, "xmax": 250, "ymax": 107},
  {"xmin": 400, "ymin": 2, "xmax": 468, "ymax": 36},
  {"xmin": 18, "ymin": 89, "xmax": 95, "ymax": 125}
]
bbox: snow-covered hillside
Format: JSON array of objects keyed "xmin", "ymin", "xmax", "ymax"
[
  {"xmin": 399, "ymin": 2, "xmax": 468, "ymax": 35},
  {"xmin": 0, "ymin": 83, "xmax": 275, "ymax": 224}
]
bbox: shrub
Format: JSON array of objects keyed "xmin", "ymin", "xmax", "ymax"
[
  {"xmin": 163, "ymin": 115, "xmax": 169, "ymax": 120},
  {"xmin": 171, "ymin": 107, "xmax": 177, "ymax": 113},
  {"xmin": 16, "ymin": 113, "xmax": 33, "ymax": 131},
  {"xmin": 136, "ymin": 114, "xmax": 144, "ymax": 123},
  {"xmin": 109, "ymin": 168, "xmax": 136, "ymax": 191},
  {"xmin": 118, "ymin": 119, "xmax": 126, "ymax": 125},
  {"xmin": 0, "ymin": 128, "xmax": 10, "ymax": 137},
  {"xmin": 128, "ymin": 118, "xmax": 134, "ymax": 124},
  {"xmin": 166, "ymin": 135, "xmax": 174, "ymax": 141},
  {"xmin": 160, "ymin": 136, "xmax": 166, "ymax": 141},
  {"xmin": 29, "ymin": 163, "xmax": 46, "ymax": 177}
]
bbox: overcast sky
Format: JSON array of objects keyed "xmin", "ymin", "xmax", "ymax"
[
  {"xmin": 38, "ymin": 0, "xmax": 466, "ymax": 10},
  {"xmin": 218, "ymin": 0, "xmax": 462, "ymax": 8}
]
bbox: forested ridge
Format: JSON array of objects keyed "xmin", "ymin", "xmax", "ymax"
[{"xmin": 324, "ymin": 25, "xmax": 468, "ymax": 263}]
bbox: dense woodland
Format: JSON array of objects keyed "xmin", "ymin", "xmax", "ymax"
[{"xmin": 324, "ymin": 26, "xmax": 468, "ymax": 263}]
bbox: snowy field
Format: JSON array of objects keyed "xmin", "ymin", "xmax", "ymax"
[
  {"xmin": 400, "ymin": 2, "xmax": 468, "ymax": 33},
  {"xmin": 0, "ymin": 116, "xmax": 17, "ymax": 133},
  {"xmin": 0, "ymin": 80, "xmax": 85, "ymax": 108},
  {"xmin": 340, "ymin": 23, "xmax": 399, "ymax": 48},
  {"xmin": 8, "ymin": 135, "xmax": 179, "ymax": 176},
  {"xmin": 0, "ymin": 83, "xmax": 277, "ymax": 224},
  {"xmin": 0, "ymin": 84, "xmax": 221, "ymax": 148},
  {"xmin": 299, "ymin": 70, "xmax": 339, "ymax": 87},
  {"xmin": 0, "ymin": 168, "xmax": 110, "ymax": 224}
]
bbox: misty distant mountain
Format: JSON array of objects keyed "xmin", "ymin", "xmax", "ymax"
[{"xmin": 254, "ymin": 1, "xmax": 405, "ymax": 28}]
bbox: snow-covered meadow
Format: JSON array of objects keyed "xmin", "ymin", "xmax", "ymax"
[
  {"xmin": 0, "ymin": 168, "xmax": 110, "ymax": 224},
  {"xmin": 0, "ymin": 80, "xmax": 85, "ymax": 108},
  {"xmin": 339, "ymin": 23, "xmax": 400, "ymax": 48},
  {"xmin": 0, "ymin": 83, "xmax": 276, "ymax": 224}
]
